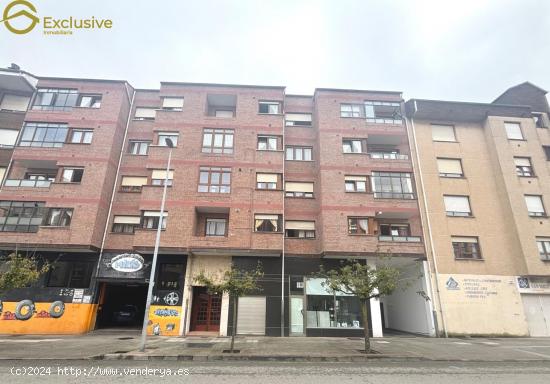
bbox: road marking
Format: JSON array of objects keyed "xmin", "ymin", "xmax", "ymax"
[
  {"xmin": 375, "ymin": 341, "xmax": 390, "ymax": 344},
  {"xmin": 453, "ymin": 342, "xmax": 472, "ymax": 345},
  {"xmin": 514, "ymin": 348, "xmax": 550, "ymax": 359},
  {"xmin": 482, "ymin": 342, "xmax": 499, "ymax": 345},
  {"xmin": 246, "ymin": 339, "xmax": 258, "ymax": 343}
]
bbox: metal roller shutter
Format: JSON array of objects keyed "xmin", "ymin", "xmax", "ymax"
[{"xmin": 236, "ymin": 296, "xmax": 266, "ymax": 335}]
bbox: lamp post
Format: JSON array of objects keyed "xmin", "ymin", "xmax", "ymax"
[{"xmin": 139, "ymin": 138, "xmax": 174, "ymax": 352}]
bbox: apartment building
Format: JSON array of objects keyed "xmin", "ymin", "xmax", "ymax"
[
  {"xmin": 406, "ymin": 82, "xmax": 550, "ymax": 337},
  {"xmin": 0, "ymin": 66, "xmax": 433, "ymax": 337}
]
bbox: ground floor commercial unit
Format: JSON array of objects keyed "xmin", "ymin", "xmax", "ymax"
[{"xmin": 0, "ymin": 250, "xmax": 436, "ymax": 338}]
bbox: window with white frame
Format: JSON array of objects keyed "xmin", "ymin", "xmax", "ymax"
[
  {"xmin": 112, "ymin": 215, "xmax": 141, "ymax": 233},
  {"xmin": 340, "ymin": 104, "xmax": 363, "ymax": 118},
  {"xmin": 257, "ymin": 135, "xmax": 280, "ymax": 151},
  {"xmin": 285, "ymin": 220, "xmax": 315, "ymax": 238},
  {"xmin": 444, "ymin": 195, "xmax": 472, "ymax": 217},
  {"xmin": 128, "ymin": 140, "xmax": 150, "ymax": 155},
  {"xmin": 371, "ymin": 172, "xmax": 414, "ymax": 199},
  {"xmin": 364, "ymin": 101, "xmax": 402, "ymax": 124},
  {"xmin": 256, "ymin": 173, "xmax": 281, "ymax": 190},
  {"xmin": 32, "ymin": 88, "xmax": 78, "ymax": 111},
  {"xmin": 431, "ymin": 124, "xmax": 456, "ymax": 142},
  {"xmin": 69, "ymin": 129, "xmax": 93, "ymax": 144},
  {"xmin": 452, "ymin": 236, "xmax": 481, "ymax": 259},
  {"xmin": 157, "ymin": 132, "xmax": 178, "ymax": 146},
  {"xmin": 348, "ymin": 217, "xmax": 370, "ymax": 235},
  {"xmin": 161, "ymin": 97, "xmax": 184, "ymax": 111},
  {"xmin": 345, "ymin": 175, "xmax": 367, "ymax": 192},
  {"xmin": 254, "ymin": 214, "xmax": 282, "ymax": 232},
  {"xmin": 134, "ymin": 107, "xmax": 157, "ymax": 120},
  {"xmin": 285, "ymin": 182, "xmax": 314, "ymax": 198},
  {"xmin": 285, "ymin": 113, "xmax": 312, "ymax": 126},
  {"xmin": 0, "ymin": 94, "xmax": 30, "ymax": 111},
  {"xmin": 202, "ymin": 128, "xmax": 234, "ymax": 154},
  {"xmin": 342, "ymin": 139, "xmax": 366, "ymax": 153},
  {"xmin": 205, "ymin": 218, "xmax": 227, "ymax": 236},
  {"xmin": 19, "ymin": 123, "xmax": 68, "ymax": 148},
  {"xmin": 505, "ymin": 122, "xmax": 523, "ymax": 140},
  {"xmin": 43, "ymin": 208, "xmax": 73, "ymax": 227},
  {"xmin": 259, "ymin": 101, "xmax": 281, "ymax": 114},
  {"xmin": 77, "ymin": 94, "xmax": 102, "ymax": 108},
  {"xmin": 0, "ymin": 128, "xmax": 19, "ymax": 147},
  {"xmin": 437, "ymin": 158, "xmax": 463, "ymax": 177},
  {"xmin": 151, "ymin": 170, "xmax": 174, "ymax": 186},
  {"xmin": 198, "ymin": 167, "xmax": 231, "ymax": 193},
  {"xmin": 120, "ymin": 176, "xmax": 148, "ymax": 192},
  {"xmin": 141, "ymin": 211, "xmax": 168, "ymax": 230},
  {"xmin": 60, "ymin": 168, "xmax": 83, "ymax": 183},
  {"xmin": 285, "ymin": 146, "xmax": 312, "ymax": 161},
  {"xmin": 525, "ymin": 195, "xmax": 546, "ymax": 217},
  {"xmin": 514, "ymin": 157, "xmax": 534, "ymax": 177}
]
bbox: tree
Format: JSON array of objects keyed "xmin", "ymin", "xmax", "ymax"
[
  {"xmin": 0, "ymin": 253, "xmax": 49, "ymax": 293},
  {"xmin": 317, "ymin": 259, "xmax": 400, "ymax": 354},
  {"xmin": 194, "ymin": 264, "xmax": 263, "ymax": 353}
]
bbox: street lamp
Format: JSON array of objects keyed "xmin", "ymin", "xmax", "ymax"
[{"xmin": 139, "ymin": 138, "xmax": 174, "ymax": 352}]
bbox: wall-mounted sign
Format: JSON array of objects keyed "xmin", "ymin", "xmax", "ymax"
[
  {"xmin": 109, "ymin": 253, "xmax": 144, "ymax": 273},
  {"xmin": 517, "ymin": 276, "xmax": 550, "ymax": 294}
]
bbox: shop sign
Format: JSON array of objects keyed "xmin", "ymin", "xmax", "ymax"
[
  {"xmin": 517, "ymin": 277, "xmax": 550, "ymax": 294},
  {"xmin": 109, "ymin": 253, "xmax": 144, "ymax": 273}
]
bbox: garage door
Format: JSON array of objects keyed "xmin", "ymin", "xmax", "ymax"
[
  {"xmin": 236, "ymin": 296, "xmax": 266, "ymax": 335},
  {"xmin": 522, "ymin": 295, "xmax": 550, "ymax": 337}
]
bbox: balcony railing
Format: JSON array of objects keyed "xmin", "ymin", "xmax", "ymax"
[
  {"xmin": 3, "ymin": 179, "xmax": 52, "ymax": 188},
  {"xmin": 366, "ymin": 117, "xmax": 403, "ymax": 125},
  {"xmin": 379, "ymin": 235, "xmax": 421, "ymax": 242},
  {"xmin": 373, "ymin": 192, "xmax": 415, "ymax": 199},
  {"xmin": 368, "ymin": 152, "xmax": 409, "ymax": 160}
]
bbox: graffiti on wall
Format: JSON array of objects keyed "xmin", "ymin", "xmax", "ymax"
[
  {"xmin": 147, "ymin": 305, "xmax": 181, "ymax": 336},
  {"xmin": 0, "ymin": 299, "xmax": 65, "ymax": 321}
]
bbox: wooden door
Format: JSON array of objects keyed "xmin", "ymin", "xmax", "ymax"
[{"xmin": 190, "ymin": 287, "xmax": 221, "ymax": 332}]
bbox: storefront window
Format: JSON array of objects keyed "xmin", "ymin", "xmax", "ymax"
[{"xmin": 305, "ymin": 278, "xmax": 362, "ymax": 329}]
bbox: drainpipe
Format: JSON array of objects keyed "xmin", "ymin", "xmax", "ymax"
[
  {"xmin": 281, "ymin": 94, "xmax": 286, "ymax": 337},
  {"xmin": 406, "ymin": 101, "xmax": 448, "ymax": 338},
  {"xmin": 92, "ymin": 85, "xmax": 136, "ymax": 299}
]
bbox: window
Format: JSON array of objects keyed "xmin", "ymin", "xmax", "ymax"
[
  {"xmin": 285, "ymin": 182, "xmax": 314, "ymax": 198},
  {"xmin": 525, "ymin": 195, "xmax": 546, "ymax": 217},
  {"xmin": 285, "ymin": 221, "xmax": 315, "ymax": 238},
  {"xmin": 46, "ymin": 261, "xmax": 93, "ymax": 288},
  {"xmin": 259, "ymin": 101, "xmax": 281, "ymax": 114},
  {"xmin": 161, "ymin": 97, "xmax": 184, "ymax": 111},
  {"xmin": 340, "ymin": 104, "xmax": 363, "ymax": 118},
  {"xmin": 157, "ymin": 132, "xmax": 179, "ymax": 147},
  {"xmin": 43, "ymin": 208, "xmax": 73, "ymax": 227},
  {"xmin": 32, "ymin": 88, "xmax": 78, "ymax": 111},
  {"xmin": 215, "ymin": 110, "xmax": 234, "ymax": 118},
  {"xmin": 285, "ymin": 113, "xmax": 312, "ymax": 126},
  {"xmin": 431, "ymin": 124, "xmax": 456, "ymax": 142},
  {"xmin": 205, "ymin": 218, "xmax": 227, "ymax": 236},
  {"xmin": 158, "ymin": 263, "xmax": 184, "ymax": 290},
  {"xmin": 536, "ymin": 238, "xmax": 550, "ymax": 261},
  {"xmin": 77, "ymin": 94, "xmax": 102, "ymax": 108},
  {"xmin": 142, "ymin": 211, "xmax": 168, "ymax": 230},
  {"xmin": 345, "ymin": 175, "xmax": 367, "ymax": 192},
  {"xmin": 151, "ymin": 170, "xmax": 174, "ymax": 186},
  {"xmin": 437, "ymin": 158, "xmax": 463, "ymax": 177},
  {"xmin": 285, "ymin": 146, "xmax": 312, "ymax": 161},
  {"xmin": 207, "ymin": 94, "xmax": 236, "ymax": 117},
  {"xmin": 129, "ymin": 140, "xmax": 150, "ymax": 155},
  {"xmin": 198, "ymin": 167, "xmax": 231, "ymax": 193},
  {"xmin": 342, "ymin": 139, "xmax": 366, "ymax": 154},
  {"xmin": 515, "ymin": 157, "xmax": 534, "ymax": 177},
  {"xmin": 368, "ymin": 145, "xmax": 407, "ymax": 160},
  {"xmin": 19, "ymin": 122, "xmax": 68, "ymax": 148},
  {"xmin": 505, "ymin": 122, "xmax": 523, "ymax": 140},
  {"xmin": 112, "ymin": 215, "xmax": 141, "ymax": 233},
  {"xmin": 254, "ymin": 214, "xmax": 281, "ymax": 232},
  {"xmin": 120, "ymin": 176, "xmax": 147, "ymax": 192},
  {"xmin": 533, "ymin": 113, "xmax": 549, "ymax": 128},
  {"xmin": 380, "ymin": 224, "xmax": 410, "ymax": 237},
  {"xmin": 134, "ymin": 107, "xmax": 157, "ymax": 120},
  {"xmin": 0, "ymin": 94, "xmax": 30, "ymax": 111},
  {"xmin": 0, "ymin": 128, "xmax": 19, "ymax": 147},
  {"xmin": 0, "ymin": 167, "xmax": 5, "ymax": 183},
  {"xmin": 444, "ymin": 195, "xmax": 472, "ymax": 217},
  {"xmin": 371, "ymin": 172, "xmax": 414, "ymax": 199},
  {"xmin": 257, "ymin": 135, "xmax": 280, "ymax": 151},
  {"xmin": 543, "ymin": 146, "xmax": 550, "ymax": 161},
  {"xmin": 61, "ymin": 168, "xmax": 83, "ymax": 183},
  {"xmin": 364, "ymin": 101, "xmax": 402, "ymax": 124},
  {"xmin": 202, "ymin": 128, "xmax": 234, "ymax": 154},
  {"xmin": 0, "ymin": 201, "xmax": 45, "ymax": 232},
  {"xmin": 69, "ymin": 129, "xmax": 93, "ymax": 144},
  {"xmin": 348, "ymin": 217, "xmax": 370, "ymax": 235},
  {"xmin": 256, "ymin": 173, "xmax": 281, "ymax": 190},
  {"xmin": 452, "ymin": 237, "xmax": 481, "ymax": 259}
]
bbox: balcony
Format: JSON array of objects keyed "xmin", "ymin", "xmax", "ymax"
[
  {"xmin": 378, "ymin": 235, "xmax": 421, "ymax": 242},
  {"xmin": 206, "ymin": 94, "xmax": 237, "ymax": 118},
  {"xmin": 3, "ymin": 179, "xmax": 51, "ymax": 188},
  {"xmin": 368, "ymin": 152, "xmax": 409, "ymax": 160}
]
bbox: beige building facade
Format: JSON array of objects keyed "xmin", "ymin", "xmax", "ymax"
[{"xmin": 406, "ymin": 83, "xmax": 550, "ymax": 337}]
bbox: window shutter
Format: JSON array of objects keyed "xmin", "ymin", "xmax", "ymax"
[
  {"xmin": 437, "ymin": 159, "xmax": 462, "ymax": 174},
  {"xmin": 286, "ymin": 113, "xmax": 312, "ymax": 122},
  {"xmin": 257, "ymin": 173, "xmax": 278, "ymax": 183},
  {"xmin": 143, "ymin": 211, "xmax": 168, "ymax": 217},
  {"xmin": 113, "ymin": 216, "xmax": 141, "ymax": 224},
  {"xmin": 431, "ymin": 125, "xmax": 456, "ymax": 141},
  {"xmin": 121, "ymin": 176, "xmax": 148, "ymax": 186},
  {"xmin": 0, "ymin": 95, "xmax": 30, "ymax": 111},
  {"xmin": 345, "ymin": 175, "xmax": 367, "ymax": 182},
  {"xmin": 255, "ymin": 214, "xmax": 280, "ymax": 220},
  {"xmin": 451, "ymin": 236, "xmax": 478, "ymax": 244},
  {"xmin": 0, "ymin": 129, "xmax": 19, "ymax": 146},
  {"xmin": 162, "ymin": 97, "xmax": 184, "ymax": 108},
  {"xmin": 285, "ymin": 221, "xmax": 315, "ymax": 230},
  {"xmin": 444, "ymin": 196, "xmax": 471, "ymax": 213},
  {"xmin": 285, "ymin": 182, "xmax": 314, "ymax": 192},
  {"xmin": 514, "ymin": 157, "xmax": 531, "ymax": 167},
  {"xmin": 215, "ymin": 110, "xmax": 233, "ymax": 118},
  {"xmin": 525, "ymin": 195, "xmax": 545, "ymax": 213},
  {"xmin": 151, "ymin": 170, "xmax": 174, "ymax": 179},
  {"xmin": 135, "ymin": 107, "xmax": 157, "ymax": 118}
]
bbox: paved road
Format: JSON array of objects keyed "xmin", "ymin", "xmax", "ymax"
[{"xmin": 1, "ymin": 360, "xmax": 549, "ymax": 383}]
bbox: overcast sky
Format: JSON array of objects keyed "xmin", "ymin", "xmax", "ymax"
[{"xmin": 2, "ymin": 0, "xmax": 549, "ymax": 102}]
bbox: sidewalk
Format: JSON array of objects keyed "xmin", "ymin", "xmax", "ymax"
[{"xmin": 1, "ymin": 330, "xmax": 549, "ymax": 362}]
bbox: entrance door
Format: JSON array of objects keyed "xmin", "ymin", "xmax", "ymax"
[
  {"xmin": 522, "ymin": 294, "xmax": 550, "ymax": 337},
  {"xmin": 190, "ymin": 287, "xmax": 221, "ymax": 332},
  {"xmin": 290, "ymin": 296, "xmax": 304, "ymax": 336}
]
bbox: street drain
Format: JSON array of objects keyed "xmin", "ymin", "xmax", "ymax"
[
  {"xmin": 355, "ymin": 349, "xmax": 380, "ymax": 354},
  {"xmin": 222, "ymin": 350, "xmax": 240, "ymax": 353},
  {"xmin": 114, "ymin": 351, "xmax": 130, "ymax": 354},
  {"xmin": 182, "ymin": 343, "xmax": 213, "ymax": 348},
  {"xmin": 117, "ymin": 337, "xmax": 134, "ymax": 340}
]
